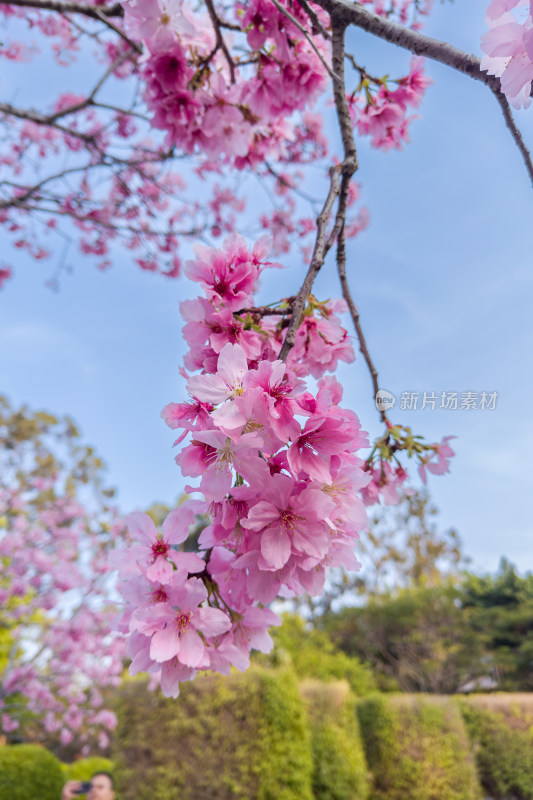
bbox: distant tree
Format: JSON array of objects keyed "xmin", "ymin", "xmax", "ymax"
[
  {"xmin": 0, "ymin": 396, "xmax": 126, "ymax": 752},
  {"xmin": 321, "ymin": 583, "xmax": 482, "ymax": 693},
  {"xmin": 462, "ymin": 559, "xmax": 533, "ymax": 690},
  {"xmin": 320, "ymin": 555, "xmax": 533, "ymax": 693}
]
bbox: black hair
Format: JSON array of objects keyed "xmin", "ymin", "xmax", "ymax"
[{"xmin": 90, "ymin": 772, "xmax": 115, "ymax": 790}]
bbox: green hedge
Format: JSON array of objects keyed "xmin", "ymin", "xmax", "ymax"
[
  {"xmin": 65, "ymin": 756, "xmax": 114, "ymax": 781},
  {"xmin": 357, "ymin": 694, "xmax": 481, "ymax": 800},
  {"xmin": 301, "ymin": 680, "xmax": 369, "ymax": 800},
  {"xmin": 460, "ymin": 696, "xmax": 533, "ymax": 799},
  {"xmin": 114, "ymin": 667, "xmax": 313, "ymax": 800},
  {"xmin": 267, "ymin": 615, "xmax": 376, "ymax": 697},
  {"xmin": 0, "ymin": 743, "xmax": 64, "ymax": 800}
]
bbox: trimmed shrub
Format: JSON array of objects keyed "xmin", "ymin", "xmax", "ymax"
[
  {"xmin": 460, "ymin": 694, "xmax": 533, "ymax": 799},
  {"xmin": 267, "ymin": 615, "xmax": 376, "ymax": 696},
  {"xmin": 65, "ymin": 756, "xmax": 114, "ymax": 781},
  {"xmin": 0, "ymin": 743, "xmax": 64, "ymax": 800},
  {"xmin": 114, "ymin": 667, "xmax": 313, "ymax": 800},
  {"xmin": 357, "ymin": 694, "xmax": 481, "ymax": 800},
  {"xmin": 301, "ymin": 680, "xmax": 369, "ymax": 800}
]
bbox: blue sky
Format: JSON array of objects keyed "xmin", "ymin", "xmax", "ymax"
[{"xmin": 1, "ymin": 0, "xmax": 532, "ymax": 574}]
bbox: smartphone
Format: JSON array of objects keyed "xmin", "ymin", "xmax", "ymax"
[{"xmin": 73, "ymin": 782, "xmax": 92, "ymax": 795}]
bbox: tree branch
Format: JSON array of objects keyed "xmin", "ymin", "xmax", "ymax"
[
  {"xmin": 337, "ymin": 227, "xmax": 387, "ymax": 422},
  {"xmin": 278, "ymin": 164, "xmax": 342, "ymax": 361},
  {"xmin": 324, "ymin": 15, "xmax": 357, "ymax": 255},
  {"xmin": 0, "ymin": 0, "xmax": 141, "ymax": 52},
  {"xmin": 0, "ymin": 102, "xmax": 102, "ymax": 145},
  {"xmin": 0, "ymin": 0, "xmax": 123, "ymax": 18},
  {"xmin": 329, "ymin": 15, "xmax": 387, "ymax": 421},
  {"xmin": 204, "ymin": 0, "xmax": 236, "ymax": 83},
  {"xmin": 491, "ymin": 89, "xmax": 533, "ymax": 187},
  {"xmin": 269, "ymin": 0, "xmax": 338, "ymax": 81},
  {"xmin": 235, "ymin": 302, "xmax": 295, "ymax": 317},
  {"xmin": 314, "ymin": 0, "xmax": 503, "ymax": 92}
]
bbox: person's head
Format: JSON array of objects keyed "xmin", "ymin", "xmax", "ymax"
[{"xmin": 87, "ymin": 772, "xmax": 115, "ymax": 800}]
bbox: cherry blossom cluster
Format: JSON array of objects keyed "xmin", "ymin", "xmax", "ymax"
[
  {"xmin": 0, "ymin": 0, "xmax": 437, "ymax": 285},
  {"xmin": 125, "ymin": 0, "xmax": 331, "ymax": 165},
  {"xmin": 481, "ymin": 0, "xmax": 533, "ymax": 108},
  {"xmin": 114, "ymin": 234, "xmax": 368, "ymax": 696},
  {"xmin": 0, "ymin": 477, "xmax": 125, "ymax": 749},
  {"xmin": 359, "ymin": 0, "xmax": 435, "ymax": 30},
  {"xmin": 347, "ymin": 57, "xmax": 432, "ymax": 151},
  {"xmin": 115, "ymin": 234, "xmax": 454, "ymax": 698},
  {"xmin": 362, "ymin": 421, "xmax": 455, "ymax": 505}
]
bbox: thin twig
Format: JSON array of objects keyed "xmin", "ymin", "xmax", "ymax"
[
  {"xmin": 236, "ymin": 303, "xmax": 294, "ymax": 317},
  {"xmin": 329, "ymin": 14, "xmax": 386, "ymax": 422},
  {"xmin": 324, "ymin": 16, "xmax": 358, "ymax": 256},
  {"xmin": 264, "ymin": 162, "xmax": 319, "ymax": 204},
  {"xmin": 278, "ymin": 164, "xmax": 342, "ymax": 361},
  {"xmin": 315, "ymin": 0, "xmax": 505, "ymax": 92},
  {"xmin": 0, "ymin": 0, "xmax": 123, "ymax": 17},
  {"xmin": 204, "ymin": 0, "xmax": 236, "ymax": 83},
  {"xmin": 316, "ymin": 1, "xmax": 533, "ymax": 186},
  {"xmin": 270, "ymin": 0, "xmax": 338, "ymax": 81},
  {"xmin": 491, "ymin": 90, "xmax": 533, "ymax": 187},
  {"xmin": 295, "ymin": 0, "xmax": 331, "ymax": 40},
  {"xmin": 0, "ymin": 102, "xmax": 99, "ymax": 144},
  {"xmin": 337, "ymin": 227, "xmax": 387, "ymax": 422},
  {"xmin": 93, "ymin": 7, "xmax": 142, "ymax": 53}
]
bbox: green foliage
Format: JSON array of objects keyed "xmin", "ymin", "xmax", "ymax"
[
  {"xmin": 321, "ymin": 558, "xmax": 533, "ymax": 694},
  {"xmin": 359, "ymin": 490, "xmax": 466, "ymax": 597},
  {"xmin": 323, "ymin": 584, "xmax": 480, "ymax": 693},
  {"xmin": 0, "ymin": 744, "xmax": 64, "ymax": 800},
  {"xmin": 462, "ymin": 559, "xmax": 533, "ymax": 690},
  {"xmin": 0, "ymin": 394, "xmax": 113, "ymax": 499},
  {"xmin": 460, "ymin": 695, "xmax": 533, "ymax": 799},
  {"xmin": 301, "ymin": 680, "xmax": 369, "ymax": 800},
  {"xmin": 114, "ymin": 667, "xmax": 313, "ymax": 800},
  {"xmin": 65, "ymin": 756, "xmax": 114, "ymax": 781},
  {"xmin": 357, "ymin": 694, "xmax": 481, "ymax": 800},
  {"xmin": 266, "ymin": 614, "xmax": 376, "ymax": 696}
]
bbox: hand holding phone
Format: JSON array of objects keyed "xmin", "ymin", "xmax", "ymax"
[
  {"xmin": 73, "ymin": 782, "xmax": 92, "ymax": 795},
  {"xmin": 62, "ymin": 779, "xmax": 92, "ymax": 799}
]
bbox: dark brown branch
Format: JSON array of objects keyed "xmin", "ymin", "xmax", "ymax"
[
  {"xmin": 315, "ymin": 0, "xmax": 504, "ymax": 92},
  {"xmin": 0, "ymin": 0, "xmax": 123, "ymax": 17},
  {"xmin": 270, "ymin": 0, "xmax": 337, "ymax": 80},
  {"xmin": 295, "ymin": 0, "xmax": 331, "ymax": 40},
  {"xmin": 204, "ymin": 0, "xmax": 236, "ymax": 83},
  {"xmin": 0, "ymin": 102, "xmax": 99, "ymax": 144},
  {"xmin": 491, "ymin": 90, "xmax": 533, "ymax": 187},
  {"xmin": 92, "ymin": 6, "xmax": 142, "ymax": 52},
  {"xmin": 278, "ymin": 164, "xmax": 342, "ymax": 361},
  {"xmin": 324, "ymin": 16, "xmax": 357, "ymax": 256},
  {"xmin": 329, "ymin": 16, "xmax": 387, "ymax": 422},
  {"xmin": 14, "ymin": 203, "xmax": 204, "ymax": 238},
  {"xmin": 337, "ymin": 228, "xmax": 387, "ymax": 422},
  {"xmin": 278, "ymin": 18, "xmax": 359, "ymax": 363},
  {"xmin": 264, "ymin": 162, "xmax": 318, "ymax": 204},
  {"xmin": 0, "ymin": 0, "xmax": 141, "ymax": 51},
  {"xmin": 235, "ymin": 300, "xmax": 295, "ymax": 317}
]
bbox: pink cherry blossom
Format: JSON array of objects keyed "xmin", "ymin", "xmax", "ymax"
[
  {"xmin": 188, "ymin": 343, "xmax": 249, "ymax": 404},
  {"xmin": 241, "ymin": 473, "xmax": 334, "ymax": 570}
]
